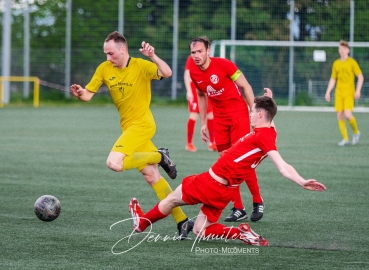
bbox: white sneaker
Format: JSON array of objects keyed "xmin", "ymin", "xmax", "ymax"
[
  {"xmin": 338, "ymin": 140, "xmax": 349, "ymax": 146},
  {"xmin": 352, "ymin": 131, "xmax": 361, "ymax": 145}
]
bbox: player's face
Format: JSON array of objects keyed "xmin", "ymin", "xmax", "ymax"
[
  {"xmin": 190, "ymin": 41, "xmax": 210, "ymax": 69},
  {"xmin": 338, "ymin": 45, "xmax": 349, "ymax": 58},
  {"xmin": 250, "ymin": 104, "xmax": 261, "ymax": 128},
  {"xmin": 104, "ymin": 40, "xmax": 125, "ymax": 68}
]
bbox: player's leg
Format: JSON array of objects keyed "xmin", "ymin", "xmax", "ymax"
[
  {"xmin": 244, "ymin": 171, "xmax": 264, "ymax": 222},
  {"xmin": 335, "ymin": 96, "xmax": 349, "ymax": 146},
  {"xmin": 344, "ymin": 97, "xmax": 360, "ymax": 145},
  {"xmin": 140, "ymin": 165, "xmax": 192, "ymax": 238},
  {"xmin": 337, "ymin": 111, "xmax": 349, "ymax": 146},
  {"xmin": 224, "ymin": 116, "xmax": 253, "ymax": 221},
  {"xmin": 106, "ymin": 124, "xmax": 161, "ymax": 172},
  {"xmin": 186, "ymin": 111, "xmax": 198, "ymax": 152},
  {"xmin": 131, "ymin": 184, "xmax": 186, "ymax": 232},
  {"xmin": 107, "ymin": 151, "xmax": 162, "ymax": 172},
  {"xmin": 224, "ymin": 188, "xmax": 248, "ymax": 222},
  {"xmin": 186, "ymin": 90, "xmax": 199, "ymax": 152}
]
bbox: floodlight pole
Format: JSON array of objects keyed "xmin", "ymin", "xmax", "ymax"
[
  {"xmin": 350, "ymin": 0, "xmax": 354, "ymax": 57},
  {"xmin": 1, "ymin": 0, "xmax": 11, "ymax": 104},
  {"xmin": 230, "ymin": 0, "xmax": 236, "ymax": 62},
  {"xmin": 118, "ymin": 0, "xmax": 124, "ymax": 35},
  {"xmin": 23, "ymin": 1, "xmax": 30, "ymax": 98},
  {"xmin": 65, "ymin": 0, "xmax": 72, "ymax": 98},
  {"xmin": 171, "ymin": 0, "xmax": 179, "ymax": 100},
  {"xmin": 288, "ymin": 1, "xmax": 295, "ymax": 107}
]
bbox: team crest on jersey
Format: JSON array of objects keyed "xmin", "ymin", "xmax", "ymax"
[{"xmin": 210, "ymin": 74, "xmax": 219, "ymax": 84}]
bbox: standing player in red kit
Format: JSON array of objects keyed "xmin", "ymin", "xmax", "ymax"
[
  {"xmin": 184, "ymin": 55, "xmax": 217, "ymax": 152},
  {"xmin": 187, "ymin": 37, "xmax": 264, "ymax": 222}
]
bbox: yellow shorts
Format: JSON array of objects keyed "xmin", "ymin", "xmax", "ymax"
[
  {"xmin": 334, "ymin": 95, "xmax": 354, "ymax": 112},
  {"xmin": 111, "ymin": 120, "xmax": 157, "ymax": 156}
]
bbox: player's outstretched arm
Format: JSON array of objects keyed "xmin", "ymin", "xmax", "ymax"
[
  {"xmin": 70, "ymin": 84, "xmax": 95, "ymax": 102},
  {"xmin": 140, "ymin": 41, "xmax": 172, "ymax": 78},
  {"xmin": 268, "ymin": 150, "xmax": 327, "ymax": 192}
]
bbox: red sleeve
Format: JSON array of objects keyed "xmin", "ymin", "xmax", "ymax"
[
  {"xmin": 185, "ymin": 56, "xmax": 196, "ymax": 70},
  {"xmin": 219, "ymin": 58, "xmax": 239, "ymax": 79},
  {"xmin": 256, "ymin": 128, "xmax": 277, "ymax": 153}
]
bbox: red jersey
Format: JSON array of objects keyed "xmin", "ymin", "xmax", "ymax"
[
  {"xmin": 211, "ymin": 127, "xmax": 277, "ymax": 186},
  {"xmin": 188, "ymin": 57, "xmax": 249, "ymax": 119}
]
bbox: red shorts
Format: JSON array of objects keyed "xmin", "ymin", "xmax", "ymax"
[
  {"xmin": 188, "ymin": 83, "xmax": 213, "ymax": 113},
  {"xmin": 215, "ymin": 115, "xmax": 250, "ymax": 152},
  {"xmin": 181, "ymin": 171, "xmax": 238, "ymax": 223}
]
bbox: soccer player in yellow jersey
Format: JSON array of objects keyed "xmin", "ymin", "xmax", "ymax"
[
  {"xmin": 70, "ymin": 31, "xmax": 193, "ymax": 239},
  {"xmin": 325, "ymin": 40, "xmax": 364, "ymax": 146}
]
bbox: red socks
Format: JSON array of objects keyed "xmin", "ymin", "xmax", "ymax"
[
  {"xmin": 245, "ymin": 171, "xmax": 262, "ymax": 203},
  {"xmin": 139, "ymin": 203, "xmax": 168, "ymax": 231},
  {"xmin": 187, "ymin": 119, "xmax": 196, "ymax": 144},
  {"xmin": 231, "ymin": 187, "xmax": 244, "ymax": 209},
  {"xmin": 207, "ymin": 118, "xmax": 215, "ymax": 143}
]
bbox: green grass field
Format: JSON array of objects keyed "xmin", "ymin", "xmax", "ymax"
[{"xmin": 1, "ymin": 105, "xmax": 368, "ymax": 269}]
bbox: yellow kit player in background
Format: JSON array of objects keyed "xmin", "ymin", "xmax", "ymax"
[
  {"xmin": 70, "ymin": 31, "xmax": 193, "ymax": 238},
  {"xmin": 325, "ymin": 40, "xmax": 364, "ymax": 146}
]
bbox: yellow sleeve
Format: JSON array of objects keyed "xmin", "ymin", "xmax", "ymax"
[
  {"xmin": 85, "ymin": 62, "xmax": 106, "ymax": 93},
  {"xmin": 351, "ymin": 58, "xmax": 362, "ymax": 76}
]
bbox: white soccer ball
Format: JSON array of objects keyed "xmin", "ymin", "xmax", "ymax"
[{"xmin": 34, "ymin": 195, "xmax": 61, "ymax": 222}]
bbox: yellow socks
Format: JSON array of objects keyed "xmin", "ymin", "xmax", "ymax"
[
  {"xmin": 152, "ymin": 177, "xmax": 187, "ymax": 224},
  {"xmin": 123, "ymin": 152, "xmax": 161, "ymax": 171},
  {"xmin": 338, "ymin": 119, "xmax": 349, "ymax": 141},
  {"xmin": 348, "ymin": 116, "xmax": 359, "ymax": 135}
]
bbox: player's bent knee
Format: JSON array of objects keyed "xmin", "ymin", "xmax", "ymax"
[
  {"xmin": 106, "ymin": 158, "xmax": 123, "ymax": 172},
  {"xmin": 106, "ymin": 152, "xmax": 125, "ymax": 172}
]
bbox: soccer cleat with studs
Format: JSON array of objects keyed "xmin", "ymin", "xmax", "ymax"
[
  {"xmin": 224, "ymin": 208, "xmax": 248, "ymax": 222},
  {"xmin": 352, "ymin": 131, "xmax": 361, "ymax": 145},
  {"xmin": 185, "ymin": 143, "xmax": 197, "ymax": 152},
  {"xmin": 129, "ymin": 198, "xmax": 145, "ymax": 232},
  {"xmin": 177, "ymin": 218, "xmax": 194, "ymax": 240},
  {"xmin": 250, "ymin": 201, "xmax": 264, "ymax": 222},
  {"xmin": 338, "ymin": 139, "xmax": 349, "ymax": 146},
  {"xmin": 238, "ymin": 222, "xmax": 268, "ymax": 246},
  {"xmin": 157, "ymin": 148, "xmax": 177, "ymax": 179}
]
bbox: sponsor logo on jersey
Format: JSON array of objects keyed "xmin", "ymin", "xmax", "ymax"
[{"xmin": 206, "ymin": 85, "xmax": 224, "ymax": 97}]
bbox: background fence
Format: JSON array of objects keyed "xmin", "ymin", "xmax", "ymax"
[{"xmin": 1, "ymin": 0, "xmax": 368, "ymax": 106}]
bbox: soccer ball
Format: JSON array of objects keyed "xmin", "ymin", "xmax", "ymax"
[{"xmin": 34, "ymin": 195, "xmax": 61, "ymax": 222}]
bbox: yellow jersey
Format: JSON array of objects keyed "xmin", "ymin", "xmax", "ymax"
[
  {"xmin": 331, "ymin": 57, "xmax": 362, "ymax": 98},
  {"xmin": 86, "ymin": 57, "xmax": 162, "ymax": 130}
]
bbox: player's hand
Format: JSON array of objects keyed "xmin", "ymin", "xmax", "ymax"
[
  {"xmin": 139, "ymin": 41, "xmax": 155, "ymax": 58},
  {"xmin": 186, "ymin": 91, "xmax": 194, "ymax": 103},
  {"xmin": 354, "ymin": 91, "xmax": 361, "ymax": 100},
  {"xmin": 264, "ymin": 88, "xmax": 273, "ymax": 98},
  {"xmin": 70, "ymin": 84, "xmax": 83, "ymax": 97},
  {"xmin": 200, "ymin": 124, "xmax": 209, "ymax": 143},
  {"xmin": 303, "ymin": 179, "xmax": 326, "ymax": 192},
  {"xmin": 325, "ymin": 93, "xmax": 331, "ymax": 102}
]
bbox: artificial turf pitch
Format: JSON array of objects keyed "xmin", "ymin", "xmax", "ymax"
[{"xmin": 1, "ymin": 106, "xmax": 368, "ymax": 269}]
